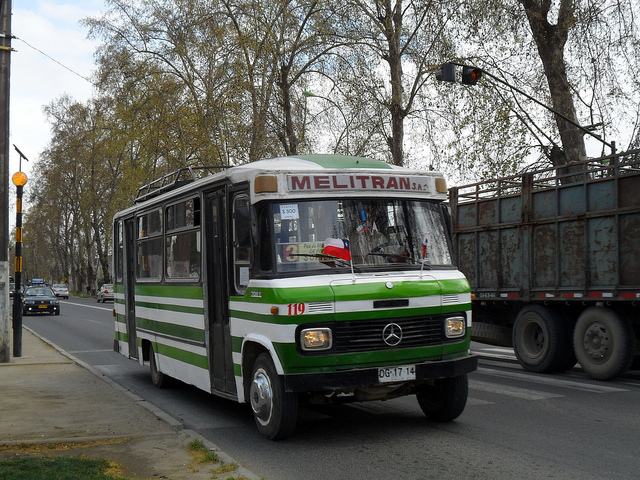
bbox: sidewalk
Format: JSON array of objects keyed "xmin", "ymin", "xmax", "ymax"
[{"xmin": 0, "ymin": 327, "xmax": 259, "ymax": 480}]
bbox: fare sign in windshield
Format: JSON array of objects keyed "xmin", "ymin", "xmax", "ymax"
[{"xmin": 286, "ymin": 174, "xmax": 434, "ymax": 193}]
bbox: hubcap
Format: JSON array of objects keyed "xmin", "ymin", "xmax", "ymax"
[
  {"xmin": 522, "ymin": 321, "xmax": 545, "ymax": 358},
  {"xmin": 583, "ymin": 322, "xmax": 610, "ymax": 362},
  {"xmin": 250, "ymin": 369, "xmax": 273, "ymax": 425}
]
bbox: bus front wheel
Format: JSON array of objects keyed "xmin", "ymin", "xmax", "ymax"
[
  {"xmin": 416, "ymin": 374, "xmax": 468, "ymax": 422},
  {"xmin": 249, "ymin": 353, "xmax": 298, "ymax": 440}
]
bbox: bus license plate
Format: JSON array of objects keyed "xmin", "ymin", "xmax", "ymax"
[
  {"xmin": 378, "ymin": 365, "xmax": 416, "ymax": 383},
  {"xmin": 38, "ymin": 305, "xmax": 47, "ymax": 308}
]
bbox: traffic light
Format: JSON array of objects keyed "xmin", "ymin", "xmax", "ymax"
[
  {"xmin": 435, "ymin": 63, "xmax": 456, "ymax": 82},
  {"xmin": 462, "ymin": 66, "xmax": 482, "ymax": 85}
]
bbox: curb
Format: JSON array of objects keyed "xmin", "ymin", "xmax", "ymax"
[{"xmin": 23, "ymin": 326, "xmax": 262, "ymax": 480}]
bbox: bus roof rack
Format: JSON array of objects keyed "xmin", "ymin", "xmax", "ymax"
[{"xmin": 135, "ymin": 165, "xmax": 232, "ymax": 203}]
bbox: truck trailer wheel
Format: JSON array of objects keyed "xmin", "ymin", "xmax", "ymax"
[
  {"xmin": 573, "ymin": 307, "xmax": 635, "ymax": 380},
  {"xmin": 250, "ymin": 353, "xmax": 298, "ymax": 439},
  {"xmin": 513, "ymin": 305, "xmax": 574, "ymax": 373},
  {"xmin": 416, "ymin": 374, "xmax": 468, "ymax": 422}
]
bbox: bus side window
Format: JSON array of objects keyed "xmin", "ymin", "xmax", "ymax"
[
  {"xmin": 116, "ymin": 220, "xmax": 124, "ymax": 281},
  {"xmin": 136, "ymin": 209, "xmax": 163, "ymax": 280},
  {"xmin": 233, "ymin": 195, "xmax": 251, "ymax": 294},
  {"xmin": 257, "ymin": 205, "xmax": 273, "ymax": 273}
]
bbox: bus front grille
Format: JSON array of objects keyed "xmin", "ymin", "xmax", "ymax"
[{"xmin": 332, "ymin": 315, "xmax": 450, "ymax": 353}]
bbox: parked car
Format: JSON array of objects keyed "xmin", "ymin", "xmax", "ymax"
[
  {"xmin": 97, "ymin": 284, "xmax": 114, "ymax": 303},
  {"xmin": 51, "ymin": 284, "xmax": 69, "ymax": 299},
  {"xmin": 22, "ymin": 286, "xmax": 60, "ymax": 316}
]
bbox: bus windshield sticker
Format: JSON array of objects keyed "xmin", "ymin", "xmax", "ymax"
[{"xmin": 280, "ymin": 204, "xmax": 299, "ymax": 220}]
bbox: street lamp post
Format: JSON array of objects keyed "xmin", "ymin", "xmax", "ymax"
[
  {"xmin": 12, "ymin": 146, "xmax": 28, "ymax": 357},
  {"xmin": 303, "ymin": 90, "xmax": 350, "ymax": 154}
]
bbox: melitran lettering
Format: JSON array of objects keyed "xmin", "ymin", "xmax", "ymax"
[{"xmin": 288, "ymin": 175, "xmax": 424, "ymax": 192}]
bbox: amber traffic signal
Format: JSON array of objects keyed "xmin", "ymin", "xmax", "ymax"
[{"xmin": 462, "ymin": 66, "xmax": 482, "ymax": 85}]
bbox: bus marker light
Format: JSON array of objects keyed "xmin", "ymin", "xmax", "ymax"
[
  {"xmin": 255, "ymin": 175, "xmax": 278, "ymax": 193},
  {"xmin": 270, "ymin": 306, "xmax": 279, "ymax": 315}
]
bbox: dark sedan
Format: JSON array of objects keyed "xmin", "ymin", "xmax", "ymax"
[{"xmin": 22, "ymin": 286, "xmax": 60, "ymax": 316}]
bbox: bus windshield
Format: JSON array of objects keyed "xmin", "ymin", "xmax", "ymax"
[{"xmin": 265, "ymin": 198, "xmax": 453, "ymax": 273}]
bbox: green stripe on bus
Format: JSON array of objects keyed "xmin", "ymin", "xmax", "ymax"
[
  {"xmin": 229, "ymin": 309, "xmax": 335, "ymax": 324},
  {"xmin": 235, "ymin": 286, "xmax": 333, "ymax": 304},
  {"xmin": 135, "ymin": 300, "xmax": 203, "ymax": 315},
  {"xmin": 231, "ymin": 336, "xmax": 243, "ymax": 353},
  {"xmin": 137, "ymin": 317, "xmax": 205, "ymax": 343},
  {"xmin": 135, "ymin": 284, "xmax": 204, "ymax": 299},
  {"xmin": 242, "ymin": 278, "xmax": 470, "ymax": 304},
  {"xmin": 271, "ymin": 342, "xmax": 464, "ymax": 374},
  {"xmin": 230, "ymin": 303, "xmax": 468, "ymax": 324},
  {"xmin": 149, "ymin": 341, "xmax": 209, "ymax": 369},
  {"xmin": 294, "ymin": 154, "xmax": 394, "ymax": 169}
]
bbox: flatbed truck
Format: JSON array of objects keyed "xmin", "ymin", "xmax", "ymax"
[{"xmin": 450, "ymin": 149, "xmax": 640, "ymax": 380}]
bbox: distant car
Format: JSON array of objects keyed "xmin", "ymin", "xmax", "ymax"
[
  {"xmin": 52, "ymin": 284, "xmax": 69, "ymax": 299},
  {"xmin": 9, "ymin": 282, "xmax": 15, "ymax": 298},
  {"xmin": 97, "ymin": 284, "xmax": 114, "ymax": 303},
  {"xmin": 22, "ymin": 286, "xmax": 60, "ymax": 316}
]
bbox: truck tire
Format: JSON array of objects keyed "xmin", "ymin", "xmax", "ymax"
[
  {"xmin": 471, "ymin": 322, "xmax": 513, "ymax": 347},
  {"xmin": 513, "ymin": 305, "xmax": 573, "ymax": 373},
  {"xmin": 416, "ymin": 374, "xmax": 468, "ymax": 422},
  {"xmin": 250, "ymin": 353, "xmax": 298, "ymax": 439},
  {"xmin": 573, "ymin": 307, "xmax": 635, "ymax": 380}
]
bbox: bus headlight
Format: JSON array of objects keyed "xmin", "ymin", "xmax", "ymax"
[
  {"xmin": 445, "ymin": 316, "xmax": 466, "ymax": 338},
  {"xmin": 300, "ymin": 328, "xmax": 332, "ymax": 351}
]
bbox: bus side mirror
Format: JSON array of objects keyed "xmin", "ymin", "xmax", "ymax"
[{"xmin": 235, "ymin": 204, "xmax": 251, "ymax": 248}]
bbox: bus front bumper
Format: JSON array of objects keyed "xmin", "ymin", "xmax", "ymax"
[{"xmin": 283, "ymin": 354, "xmax": 477, "ymax": 393}]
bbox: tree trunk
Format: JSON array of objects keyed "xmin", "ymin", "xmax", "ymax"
[
  {"xmin": 520, "ymin": 0, "xmax": 586, "ymax": 166},
  {"xmin": 380, "ymin": 0, "xmax": 406, "ymax": 166}
]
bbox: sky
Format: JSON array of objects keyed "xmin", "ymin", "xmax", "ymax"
[{"xmin": 10, "ymin": 0, "xmax": 104, "ymax": 178}]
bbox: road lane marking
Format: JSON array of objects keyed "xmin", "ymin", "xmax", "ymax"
[
  {"xmin": 62, "ymin": 300, "xmax": 114, "ymax": 312},
  {"xmin": 469, "ymin": 379, "xmax": 563, "ymax": 400},
  {"xmin": 476, "ymin": 367, "xmax": 628, "ymax": 393}
]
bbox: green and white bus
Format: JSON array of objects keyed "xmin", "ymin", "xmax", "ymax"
[{"xmin": 113, "ymin": 154, "xmax": 477, "ymax": 439}]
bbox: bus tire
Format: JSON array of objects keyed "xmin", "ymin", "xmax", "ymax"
[
  {"xmin": 573, "ymin": 307, "xmax": 635, "ymax": 380},
  {"xmin": 512, "ymin": 305, "xmax": 570, "ymax": 373},
  {"xmin": 149, "ymin": 343, "xmax": 171, "ymax": 389},
  {"xmin": 250, "ymin": 353, "xmax": 297, "ymax": 440},
  {"xmin": 416, "ymin": 374, "xmax": 468, "ymax": 422}
]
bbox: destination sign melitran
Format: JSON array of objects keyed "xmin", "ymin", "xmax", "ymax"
[{"xmin": 286, "ymin": 174, "xmax": 434, "ymax": 193}]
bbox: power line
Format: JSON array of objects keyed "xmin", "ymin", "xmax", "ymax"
[{"xmin": 13, "ymin": 35, "xmax": 94, "ymax": 85}]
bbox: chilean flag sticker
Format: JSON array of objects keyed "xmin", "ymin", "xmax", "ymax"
[{"xmin": 323, "ymin": 238, "xmax": 351, "ymax": 261}]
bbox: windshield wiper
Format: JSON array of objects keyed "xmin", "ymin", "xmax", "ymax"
[{"xmin": 366, "ymin": 252, "xmax": 431, "ymax": 268}]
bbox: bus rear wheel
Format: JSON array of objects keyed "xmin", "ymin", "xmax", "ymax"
[
  {"xmin": 249, "ymin": 353, "xmax": 298, "ymax": 440},
  {"xmin": 416, "ymin": 374, "xmax": 468, "ymax": 422},
  {"xmin": 149, "ymin": 344, "xmax": 171, "ymax": 388}
]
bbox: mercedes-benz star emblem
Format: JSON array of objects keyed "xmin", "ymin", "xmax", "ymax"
[{"xmin": 382, "ymin": 323, "xmax": 403, "ymax": 346}]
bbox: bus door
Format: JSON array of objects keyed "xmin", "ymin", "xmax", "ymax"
[
  {"xmin": 205, "ymin": 189, "xmax": 236, "ymax": 394},
  {"xmin": 123, "ymin": 218, "xmax": 138, "ymax": 359}
]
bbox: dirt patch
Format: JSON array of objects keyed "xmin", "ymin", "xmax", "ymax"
[{"xmin": 0, "ymin": 434, "xmax": 247, "ymax": 480}]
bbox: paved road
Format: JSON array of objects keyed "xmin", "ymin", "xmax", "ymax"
[{"xmin": 24, "ymin": 297, "xmax": 640, "ymax": 480}]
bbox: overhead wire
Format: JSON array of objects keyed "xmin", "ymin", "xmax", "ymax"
[{"xmin": 13, "ymin": 35, "xmax": 94, "ymax": 85}]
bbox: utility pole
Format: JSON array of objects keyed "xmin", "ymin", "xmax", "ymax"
[{"xmin": 0, "ymin": 0, "xmax": 12, "ymax": 363}]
